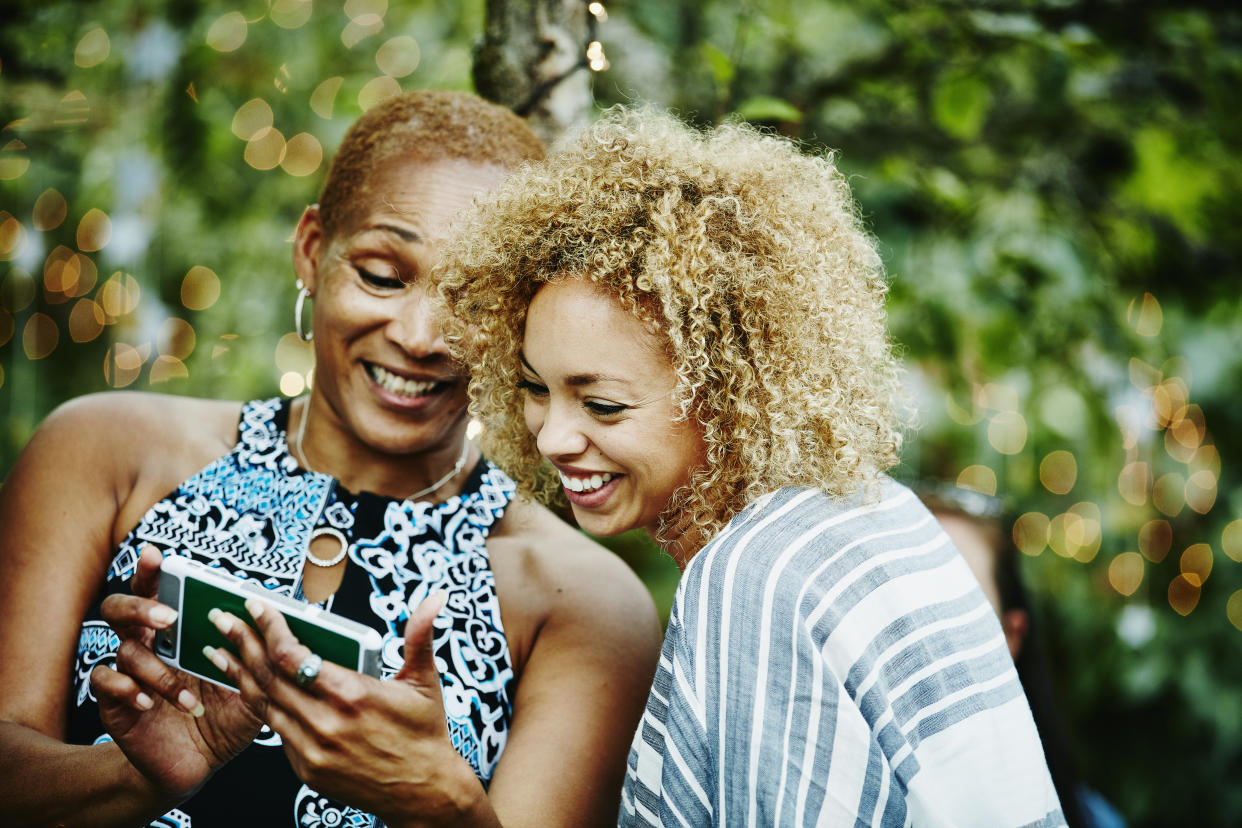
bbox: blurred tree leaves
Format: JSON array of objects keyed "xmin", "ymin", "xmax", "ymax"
[
  {"xmin": 2, "ymin": 2, "xmax": 1240, "ymax": 825},
  {"xmin": 595, "ymin": 2, "xmax": 1242, "ymax": 825}
]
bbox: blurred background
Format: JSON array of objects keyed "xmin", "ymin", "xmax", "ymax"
[{"xmin": 2, "ymin": 1, "xmax": 1239, "ymax": 824}]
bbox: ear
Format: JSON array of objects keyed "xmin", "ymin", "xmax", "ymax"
[
  {"xmin": 1001, "ymin": 608, "xmax": 1029, "ymax": 661},
  {"xmin": 293, "ymin": 205, "xmax": 326, "ymax": 294}
]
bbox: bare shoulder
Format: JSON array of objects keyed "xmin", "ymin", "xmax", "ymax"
[
  {"xmin": 28, "ymin": 392, "xmax": 244, "ymax": 541},
  {"xmin": 488, "ymin": 497, "xmax": 662, "ymax": 670},
  {"xmin": 42, "ymin": 391, "xmax": 241, "ymax": 445}
]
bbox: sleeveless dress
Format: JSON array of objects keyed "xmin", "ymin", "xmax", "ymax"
[{"xmin": 67, "ymin": 398, "xmax": 518, "ymax": 827}]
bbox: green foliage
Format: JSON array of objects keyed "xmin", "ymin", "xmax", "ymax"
[
  {"xmin": 3, "ymin": 2, "xmax": 1241, "ymax": 825},
  {"xmin": 597, "ymin": 2, "xmax": 1242, "ymax": 825}
]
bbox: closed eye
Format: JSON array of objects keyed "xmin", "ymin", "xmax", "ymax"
[
  {"xmin": 585, "ymin": 400, "xmax": 626, "ymax": 416},
  {"xmin": 357, "ymin": 266, "xmax": 405, "ymax": 290},
  {"xmin": 516, "ymin": 378, "xmax": 548, "ymax": 397}
]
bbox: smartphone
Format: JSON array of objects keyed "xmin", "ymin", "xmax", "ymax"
[{"xmin": 154, "ymin": 555, "xmax": 383, "ymax": 692}]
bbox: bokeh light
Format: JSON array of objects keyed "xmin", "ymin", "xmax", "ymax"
[
  {"xmin": 99, "ymin": 271, "xmax": 141, "ymax": 320},
  {"xmin": 310, "ymin": 77, "xmax": 344, "ymax": 119},
  {"xmin": 232, "ymin": 98, "xmax": 274, "ymax": 141},
  {"xmin": 271, "ymin": 0, "xmax": 313, "ymax": 29},
  {"xmin": 359, "ymin": 76, "xmax": 402, "ymax": 111},
  {"xmin": 987, "ymin": 410, "xmax": 1027, "ymax": 455},
  {"xmin": 1179, "ymin": 543, "xmax": 1213, "ymax": 588},
  {"xmin": 1108, "ymin": 552, "xmax": 1144, "ymax": 597},
  {"xmin": 1224, "ymin": 520, "xmax": 1242, "ymax": 563},
  {"xmin": 0, "ymin": 213, "xmax": 27, "ymax": 260},
  {"xmin": 980, "ymin": 382, "xmax": 1018, "ymax": 411},
  {"xmin": 181, "ymin": 265, "xmax": 221, "ymax": 310},
  {"xmin": 1168, "ymin": 575, "xmax": 1200, "ymax": 616},
  {"xmin": 955, "ymin": 464, "xmax": 996, "ymax": 496},
  {"xmin": 280, "ymin": 371, "xmax": 306, "ymax": 396},
  {"xmin": 245, "ymin": 127, "xmax": 287, "ymax": 170},
  {"xmin": 104, "ymin": 342, "xmax": 150, "ymax": 388},
  {"xmin": 0, "ymin": 140, "xmax": 30, "ymax": 180},
  {"xmin": 1118, "ymin": 460, "xmax": 1150, "ymax": 506},
  {"xmin": 376, "ymin": 36, "xmax": 419, "ymax": 78},
  {"xmin": 1128, "ymin": 358, "xmax": 1160, "ymax": 393},
  {"xmin": 281, "ymin": 133, "xmax": 323, "ymax": 177},
  {"xmin": 75, "ymin": 28, "xmax": 110, "ymax": 68},
  {"xmin": 22, "ymin": 312, "xmax": 59, "ymax": 359},
  {"xmin": 1013, "ymin": 511, "xmax": 1049, "ymax": 556},
  {"xmin": 1152, "ymin": 378, "xmax": 1188, "ymax": 428},
  {"xmin": 0, "ymin": 309, "xmax": 12, "ymax": 347},
  {"xmin": 1129, "ymin": 292, "xmax": 1163, "ymax": 337},
  {"xmin": 1039, "ymin": 450, "xmax": 1077, "ymax": 495},
  {"xmin": 1228, "ymin": 591, "xmax": 1242, "ymax": 632},
  {"xmin": 1138, "ymin": 519, "xmax": 1172, "ymax": 563},
  {"xmin": 207, "ymin": 12, "xmax": 248, "ymax": 52},
  {"xmin": 275, "ymin": 331, "xmax": 315, "ymax": 376},
  {"xmin": 159, "ymin": 318, "xmax": 196, "ymax": 360},
  {"xmin": 33, "ymin": 189, "xmax": 67, "ymax": 231},
  {"xmin": 1184, "ymin": 469, "xmax": 1217, "ymax": 515},
  {"xmin": 149, "ymin": 355, "xmax": 189, "ymax": 384},
  {"xmin": 343, "ymin": 16, "xmax": 386, "ymax": 48},
  {"xmin": 77, "ymin": 208, "xmax": 112, "ymax": 252},
  {"xmin": 944, "ymin": 390, "xmax": 982, "ymax": 425},
  {"xmin": 1152, "ymin": 472, "xmax": 1185, "ymax": 517},
  {"xmin": 44, "ymin": 247, "xmax": 98, "ymax": 303},
  {"xmin": 68, "ymin": 298, "xmax": 105, "ymax": 342}
]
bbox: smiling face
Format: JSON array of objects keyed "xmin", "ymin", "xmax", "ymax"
[
  {"xmin": 520, "ymin": 276, "xmax": 707, "ymax": 543},
  {"xmin": 295, "ymin": 154, "xmax": 509, "ymax": 467}
]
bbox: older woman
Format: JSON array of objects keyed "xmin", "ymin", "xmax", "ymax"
[
  {"xmin": 438, "ymin": 108, "xmax": 1066, "ymax": 826},
  {"xmin": 0, "ymin": 92, "xmax": 660, "ymax": 827}
]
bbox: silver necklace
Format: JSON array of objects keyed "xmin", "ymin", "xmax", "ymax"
[{"xmin": 292, "ymin": 399, "xmax": 472, "ymax": 502}]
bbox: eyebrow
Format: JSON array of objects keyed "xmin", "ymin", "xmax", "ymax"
[
  {"xmin": 364, "ymin": 222, "xmax": 422, "ymax": 243},
  {"xmin": 518, "ymin": 354, "xmax": 627, "ymax": 387}
]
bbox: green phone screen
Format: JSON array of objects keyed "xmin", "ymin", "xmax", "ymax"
[{"xmin": 179, "ymin": 575, "xmax": 363, "ymax": 689}]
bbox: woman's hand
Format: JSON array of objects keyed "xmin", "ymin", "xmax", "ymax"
[
  {"xmin": 90, "ymin": 546, "xmax": 262, "ymax": 798},
  {"xmin": 207, "ymin": 591, "xmax": 496, "ymax": 827}
]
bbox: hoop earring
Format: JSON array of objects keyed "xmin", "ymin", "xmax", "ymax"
[{"xmin": 294, "ymin": 279, "xmax": 313, "ymax": 341}]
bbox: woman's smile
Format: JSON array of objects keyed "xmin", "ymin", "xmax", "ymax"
[{"xmin": 520, "ymin": 276, "xmax": 706, "ymax": 541}]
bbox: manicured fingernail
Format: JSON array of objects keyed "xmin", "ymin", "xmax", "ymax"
[
  {"xmin": 177, "ymin": 689, "xmax": 200, "ymax": 715},
  {"xmin": 429, "ymin": 590, "xmax": 449, "ymax": 615},
  {"xmin": 190, "ymin": 702, "xmax": 204, "ymax": 718},
  {"xmin": 203, "ymin": 645, "xmax": 230, "ymax": 673},
  {"xmin": 150, "ymin": 605, "xmax": 178, "ymax": 625},
  {"xmin": 208, "ymin": 608, "xmax": 232, "ymax": 634},
  {"xmin": 135, "ymin": 692, "xmax": 154, "ymax": 710},
  {"xmin": 244, "ymin": 598, "xmax": 266, "ymax": 620}
]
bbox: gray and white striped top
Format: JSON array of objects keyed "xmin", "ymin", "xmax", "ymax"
[{"xmin": 620, "ymin": 482, "xmax": 1066, "ymax": 827}]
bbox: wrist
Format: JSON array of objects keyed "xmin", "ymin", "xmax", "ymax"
[{"xmin": 379, "ymin": 754, "xmax": 497, "ymax": 828}]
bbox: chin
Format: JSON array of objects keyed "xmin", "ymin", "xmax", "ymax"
[{"xmin": 571, "ymin": 511, "xmax": 633, "ymax": 539}]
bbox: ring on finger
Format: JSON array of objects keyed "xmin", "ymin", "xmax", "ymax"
[{"xmin": 295, "ymin": 653, "xmax": 323, "ymax": 689}]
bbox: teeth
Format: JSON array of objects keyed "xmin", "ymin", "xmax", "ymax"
[
  {"xmin": 370, "ymin": 364, "xmax": 439, "ymax": 397},
  {"xmin": 559, "ymin": 471, "xmax": 615, "ymax": 493}
]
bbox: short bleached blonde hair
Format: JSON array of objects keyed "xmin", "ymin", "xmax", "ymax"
[{"xmin": 437, "ymin": 106, "xmax": 903, "ymax": 548}]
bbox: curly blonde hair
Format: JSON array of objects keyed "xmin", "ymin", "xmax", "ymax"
[{"xmin": 437, "ymin": 106, "xmax": 903, "ymax": 549}]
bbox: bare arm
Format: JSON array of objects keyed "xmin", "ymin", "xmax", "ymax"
[
  {"xmin": 203, "ymin": 507, "xmax": 662, "ymax": 827},
  {"xmin": 0, "ymin": 394, "xmax": 251, "ymax": 827},
  {"xmin": 484, "ymin": 530, "xmax": 663, "ymax": 827}
]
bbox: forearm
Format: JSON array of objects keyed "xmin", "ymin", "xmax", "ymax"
[
  {"xmin": 377, "ymin": 759, "xmax": 503, "ymax": 828},
  {"xmin": 0, "ymin": 721, "xmax": 180, "ymax": 828}
]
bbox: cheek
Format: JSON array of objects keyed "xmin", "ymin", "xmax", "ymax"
[{"xmin": 522, "ymin": 398, "xmax": 545, "ymax": 439}]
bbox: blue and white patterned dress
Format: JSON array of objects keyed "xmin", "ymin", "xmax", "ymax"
[
  {"xmin": 621, "ymin": 482, "xmax": 1066, "ymax": 827},
  {"xmin": 68, "ymin": 398, "xmax": 517, "ymax": 827}
]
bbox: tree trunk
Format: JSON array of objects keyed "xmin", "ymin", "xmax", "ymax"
[{"xmin": 473, "ymin": 0, "xmax": 594, "ymax": 146}]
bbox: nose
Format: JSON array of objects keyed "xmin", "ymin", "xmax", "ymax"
[
  {"xmin": 386, "ymin": 287, "xmax": 446, "ymax": 358},
  {"xmin": 532, "ymin": 400, "xmax": 589, "ymax": 461}
]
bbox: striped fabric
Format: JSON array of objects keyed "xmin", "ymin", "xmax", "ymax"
[{"xmin": 620, "ymin": 482, "xmax": 1066, "ymax": 827}]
